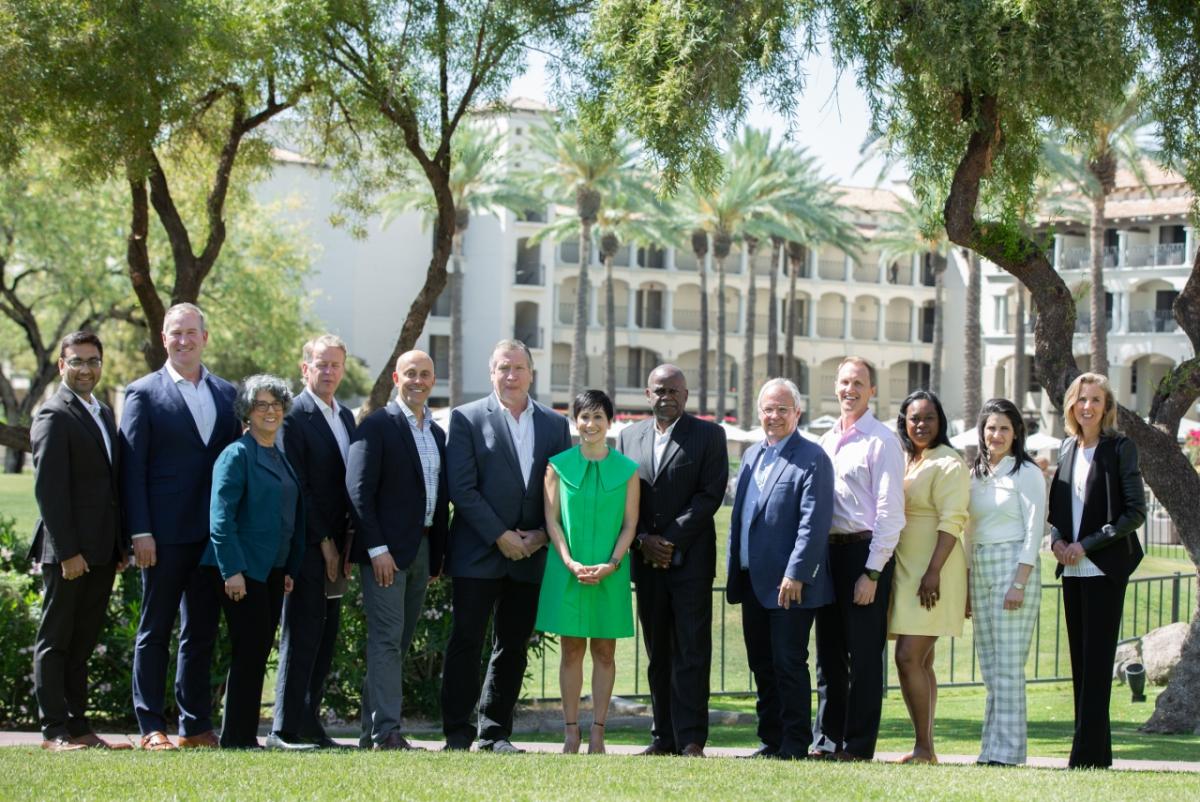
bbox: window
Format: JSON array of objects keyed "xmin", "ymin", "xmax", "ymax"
[{"xmin": 429, "ymin": 335, "xmax": 450, "ymax": 376}]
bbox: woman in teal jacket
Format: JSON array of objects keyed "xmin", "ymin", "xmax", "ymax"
[{"xmin": 203, "ymin": 374, "xmax": 305, "ymax": 748}]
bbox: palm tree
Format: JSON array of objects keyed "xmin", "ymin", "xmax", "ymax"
[
  {"xmin": 525, "ymin": 123, "xmax": 640, "ymax": 401},
  {"xmin": 381, "ymin": 122, "xmax": 523, "ymax": 407},
  {"xmin": 962, "ymin": 247, "xmax": 982, "ymax": 427},
  {"xmin": 766, "ymin": 236, "xmax": 784, "ymax": 376},
  {"xmin": 784, "ymin": 240, "xmax": 806, "ymax": 383}
]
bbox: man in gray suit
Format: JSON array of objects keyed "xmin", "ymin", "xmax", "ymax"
[{"xmin": 440, "ymin": 339, "xmax": 571, "ymax": 752}]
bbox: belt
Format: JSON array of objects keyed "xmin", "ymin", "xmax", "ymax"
[{"xmin": 828, "ymin": 530, "xmax": 872, "ymax": 546}]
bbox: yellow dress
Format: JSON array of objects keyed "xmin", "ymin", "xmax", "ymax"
[{"xmin": 888, "ymin": 443, "xmax": 970, "ymax": 638}]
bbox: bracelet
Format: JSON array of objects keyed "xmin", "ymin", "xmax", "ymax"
[
  {"xmin": 1011, "ymin": 581, "xmax": 1025, "ymax": 591},
  {"xmin": 608, "ymin": 556, "xmax": 621, "ymax": 567}
]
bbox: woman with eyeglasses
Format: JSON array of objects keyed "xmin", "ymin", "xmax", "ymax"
[
  {"xmin": 889, "ymin": 390, "xmax": 969, "ymax": 765},
  {"xmin": 201, "ymin": 374, "xmax": 305, "ymax": 748}
]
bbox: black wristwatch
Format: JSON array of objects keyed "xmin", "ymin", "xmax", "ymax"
[
  {"xmin": 863, "ymin": 569, "xmax": 881, "ymax": 582},
  {"xmin": 634, "ymin": 533, "xmax": 646, "ymax": 550}
]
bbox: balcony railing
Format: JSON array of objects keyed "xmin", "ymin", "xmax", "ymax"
[
  {"xmin": 558, "ymin": 302, "xmax": 575, "ymax": 324},
  {"xmin": 514, "ymin": 262, "xmax": 544, "ymax": 286},
  {"xmin": 1074, "ymin": 313, "xmax": 1114, "ymax": 333},
  {"xmin": 850, "ymin": 319, "xmax": 877, "ymax": 340},
  {"xmin": 551, "ymin": 362, "xmax": 570, "ymax": 386},
  {"xmin": 1129, "ymin": 309, "xmax": 1179, "ymax": 333},
  {"xmin": 596, "ymin": 305, "xmax": 630, "ymax": 327},
  {"xmin": 852, "ymin": 262, "xmax": 880, "ymax": 283},
  {"xmin": 1004, "ymin": 316, "xmax": 1036, "ymax": 334},
  {"xmin": 818, "ymin": 259, "xmax": 845, "ymax": 281},
  {"xmin": 817, "ymin": 316, "xmax": 843, "ymax": 338},
  {"xmin": 673, "ymin": 309, "xmax": 702, "ymax": 331},
  {"xmin": 885, "ymin": 320, "xmax": 912, "ymax": 342},
  {"xmin": 1125, "ymin": 242, "xmax": 1189, "ymax": 268}
]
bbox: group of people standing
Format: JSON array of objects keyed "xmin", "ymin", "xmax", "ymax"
[{"xmin": 28, "ymin": 303, "xmax": 1144, "ymax": 770}]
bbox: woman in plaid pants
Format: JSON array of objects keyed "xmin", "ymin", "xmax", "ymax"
[{"xmin": 966, "ymin": 398, "xmax": 1045, "ymax": 766}]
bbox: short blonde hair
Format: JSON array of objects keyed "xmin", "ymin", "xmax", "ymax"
[
  {"xmin": 302, "ymin": 334, "xmax": 348, "ymax": 363},
  {"xmin": 1063, "ymin": 372, "xmax": 1117, "ymax": 437},
  {"xmin": 837, "ymin": 356, "xmax": 877, "ymax": 388}
]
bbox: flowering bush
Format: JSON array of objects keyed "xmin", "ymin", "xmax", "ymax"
[{"xmin": 1186, "ymin": 429, "xmax": 1200, "ymax": 467}]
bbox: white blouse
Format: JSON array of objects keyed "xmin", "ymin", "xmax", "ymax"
[
  {"xmin": 1064, "ymin": 443, "xmax": 1105, "ymax": 578},
  {"xmin": 966, "ymin": 456, "xmax": 1045, "ymax": 567}
]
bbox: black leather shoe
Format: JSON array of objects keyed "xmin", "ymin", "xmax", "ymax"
[
  {"xmin": 483, "ymin": 739, "xmax": 525, "ymax": 754},
  {"xmin": 374, "ymin": 732, "xmax": 424, "ymax": 751},
  {"xmin": 741, "ymin": 745, "xmax": 780, "ymax": 759},
  {"xmin": 266, "ymin": 732, "xmax": 318, "ymax": 751},
  {"xmin": 637, "ymin": 742, "xmax": 677, "ymax": 756},
  {"xmin": 310, "ymin": 735, "xmax": 351, "ymax": 749}
]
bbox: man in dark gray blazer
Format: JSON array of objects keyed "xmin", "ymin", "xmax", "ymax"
[
  {"xmin": 616, "ymin": 365, "xmax": 727, "ymax": 758},
  {"xmin": 268, "ymin": 334, "xmax": 357, "ymax": 750},
  {"xmin": 441, "ymin": 339, "xmax": 571, "ymax": 752},
  {"xmin": 30, "ymin": 331, "xmax": 130, "ymax": 751}
]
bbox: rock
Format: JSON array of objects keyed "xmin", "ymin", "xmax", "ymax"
[
  {"xmin": 1142, "ymin": 622, "xmax": 1190, "ymax": 686},
  {"xmin": 608, "ymin": 696, "xmax": 649, "ymax": 716},
  {"xmin": 1113, "ymin": 640, "xmax": 1142, "ymax": 682}
]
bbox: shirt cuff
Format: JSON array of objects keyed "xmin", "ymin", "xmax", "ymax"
[
  {"xmin": 131, "ymin": 532, "xmax": 152, "ymax": 540},
  {"xmin": 367, "ymin": 545, "xmax": 389, "ymax": 559}
]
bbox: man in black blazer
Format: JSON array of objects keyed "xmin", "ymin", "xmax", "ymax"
[
  {"xmin": 119, "ymin": 303, "xmax": 240, "ymax": 750},
  {"xmin": 268, "ymin": 335, "xmax": 357, "ymax": 750},
  {"xmin": 616, "ymin": 365, "xmax": 727, "ymax": 757},
  {"xmin": 30, "ymin": 332, "xmax": 131, "ymax": 751},
  {"xmin": 441, "ymin": 339, "xmax": 571, "ymax": 752},
  {"xmin": 346, "ymin": 350, "xmax": 450, "ymax": 750}
]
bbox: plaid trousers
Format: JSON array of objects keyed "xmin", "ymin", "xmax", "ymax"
[{"xmin": 970, "ymin": 541, "xmax": 1040, "ymax": 765}]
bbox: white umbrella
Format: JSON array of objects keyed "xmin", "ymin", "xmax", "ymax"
[
  {"xmin": 950, "ymin": 430, "xmax": 976, "ymax": 450},
  {"xmin": 1025, "ymin": 431, "xmax": 1061, "ymax": 452},
  {"xmin": 720, "ymin": 421, "xmax": 761, "ymax": 444}
]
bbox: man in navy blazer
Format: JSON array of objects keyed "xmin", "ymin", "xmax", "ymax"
[
  {"xmin": 268, "ymin": 335, "xmax": 358, "ymax": 751},
  {"xmin": 346, "ymin": 350, "xmax": 449, "ymax": 750},
  {"xmin": 727, "ymin": 378, "xmax": 834, "ymax": 760},
  {"xmin": 119, "ymin": 303, "xmax": 240, "ymax": 750},
  {"xmin": 440, "ymin": 339, "xmax": 571, "ymax": 752}
]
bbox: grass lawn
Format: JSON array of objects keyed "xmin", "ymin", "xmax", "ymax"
[
  {"xmin": 0, "ymin": 472, "xmax": 39, "ymax": 536},
  {"xmin": 0, "ymin": 740, "xmax": 1197, "ymax": 801}
]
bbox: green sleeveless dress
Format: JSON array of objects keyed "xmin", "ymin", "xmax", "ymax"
[{"xmin": 535, "ymin": 446, "xmax": 637, "ymax": 638}]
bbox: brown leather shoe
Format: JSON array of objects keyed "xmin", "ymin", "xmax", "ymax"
[
  {"xmin": 139, "ymin": 731, "xmax": 177, "ymax": 751},
  {"xmin": 373, "ymin": 732, "xmax": 424, "ymax": 751},
  {"xmin": 41, "ymin": 736, "xmax": 87, "ymax": 752},
  {"xmin": 681, "ymin": 743, "xmax": 705, "ymax": 758},
  {"xmin": 177, "ymin": 730, "xmax": 220, "ymax": 749},
  {"xmin": 834, "ymin": 750, "xmax": 869, "ymax": 762},
  {"xmin": 637, "ymin": 742, "xmax": 675, "ymax": 756},
  {"xmin": 70, "ymin": 732, "xmax": 134, "ymax": 750}
]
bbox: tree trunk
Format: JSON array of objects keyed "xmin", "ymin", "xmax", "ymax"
[
  {"xmin": 1089, "ymin": 187, "xmax": 1110, "ymax": 376},
  {"xmin": 3, "ymin": 447, "xmax": 24, "ymax": 473},
  {"xmin": 0, "ymin": 425, "xmax": 30, "ymax": 453},
  {"xmin": 931, "ymin": 253, "xmax": 945, "ymax": 394},
  {"xmin": 1013, "ymin": 283, "xmax": 1028, "ymax": 406},
  {"xmin": 767, "ymin": 239, "xmax": 782, "ymax": 376},
  {"xmin": 604, "ymin": 254, "xmax": 616, "ymax": 401},
  {"xmin": 715, "ymin": 256, "xmax": 728, "ymax": 423},
  {"xmin": 568, "ymin": 222, "xmax": 591, "ymax": 401},
  {"xmin": 741, "ymin": 247, "xmax": 758, "ymax": 426},
  {"xmin": 126, "ymin": 174, "xmax": 168, "ymax": 370},
  {"xmin": 963, "ymin": 248, "xmax": 982, "ymax": 426},
  {"xmin": 448, "ymin": 231, "xmax": 465, "ymax": 408},
  {"xmin": 785, "ymin": 243, "xmax": 801, "ymax": 377},
  {"xmin": 696, "ymin": 239, "xmax": 710, "ymax": 416},
  {"xmin": 943, "ymin": 91, "xmax": 1200, "ymax": 733}
]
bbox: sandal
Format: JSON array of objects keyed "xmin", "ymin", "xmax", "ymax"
[
  {"xmin": 588, "ymin": 721, "xmax": 606, "ymax": 755},
  {"xmin": 563, "ymin": 722, "xmax": 581, "ymax": 754}
]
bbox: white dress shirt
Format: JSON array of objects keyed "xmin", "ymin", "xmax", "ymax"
[
  {"xmin": 165, "ymin": 360, "xmax": 216, "ymax": 445},
  {"xmin": 66, "ymin": 382, "xmax": 112, "ymax": 463},
  {"xmin": 651, "ymin": 417, "xmax": 680, "ymax": 476},
  {"xmin": 498, "ymin": 393, "xmax": 535, "ymax": 488},
  {"xmin": 818, "ymin": 410, "xmax": 907, "ymax": 572},
  {"xmin": 303, "ymin": 387, "xmax": 350, "ymax": 465},
  {"xmin": 966, "ymin": 456, "xmax": 1045, "ymax": 567},
  {"xmin": 1065, "ymin": 443, "xmax": 1105, "ymax": 578}
]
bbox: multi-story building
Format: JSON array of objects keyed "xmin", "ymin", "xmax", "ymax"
[
  {"xmin": 981, "ymin": 163, "xmax": 1197, "ymax": 431},
  {"xmin": 259, "ymin": 99, "xmax": 958, "ymax": 423}
]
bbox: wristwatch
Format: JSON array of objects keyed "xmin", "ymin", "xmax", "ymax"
[
  {"xmin": 863, "ymin": 569, "xmax": 881, "ymax": 582},
  {"xmin": 1011, "ymin": 581, "xmax": 1026, "ymax": 591}
]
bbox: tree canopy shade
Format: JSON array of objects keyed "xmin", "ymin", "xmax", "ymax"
[
  {"xmin": 322, "ymin": 0, "xmax": 590, "ymax": 415},
  {"xmin": 0, "ymin": 0, "xmax": 326, "ymax": 368},
  {"xmin": 591, "ymin": 0, "xmax": 1200, "ymax": 735}
]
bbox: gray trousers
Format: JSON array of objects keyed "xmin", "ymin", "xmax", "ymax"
[{"xmin": 359, "ymin": 537, "xmax": 430, "ymax": 746}]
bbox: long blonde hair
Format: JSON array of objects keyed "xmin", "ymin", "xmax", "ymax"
[{"xmin": 1063, "ymin": 372, "xmax": 1117, "ymax": 437}]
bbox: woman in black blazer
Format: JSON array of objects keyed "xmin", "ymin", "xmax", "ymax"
[{"xmin": 1047, "ymin": 372, "xmax": 1146, "ymax": 769}]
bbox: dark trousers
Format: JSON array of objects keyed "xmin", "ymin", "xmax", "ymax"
[
  {"xmin": 132, "ymin": 541, "xmax": 220, "ymax": 736},
  {"xmin": 813, "ymin": 540, "xmax": 893, "ymax": 758},
  {"xmin": 215, "ymin": 567, "xmax": 285, "ymax": 748},
  {"xmin": 1063, "ymin": 575, "xmax": 1126, "ymax": 769},
  {"xmin": 740, "ymin": 585, "xmax": 817, "ymax": 759},
  {"xmin": 635, "ymin": 571, "xmax": 713, "ymax": 750},
  {"xmin": 34, "ymin": 561, "xmax": 117, "ymax": 740},
  {"xmin": 272, "ymin": 546, "xmax": 342, "ymax": 740},
  {"xmin": 441, "ymin": 575, "xmax": 540, "ymax": 747}
]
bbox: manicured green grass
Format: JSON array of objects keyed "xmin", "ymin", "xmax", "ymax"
[
  {"xmin": 0, "ymin": 473, "xmax": 39, "ymax": 536},
  {"xmin": 0, "ymin": 744, "xmax": 1196, "ymax": 801}
]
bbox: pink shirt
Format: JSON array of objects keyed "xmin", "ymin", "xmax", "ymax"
[{"xmin": 818, "ymin": 409, "xmax": 907, "ymax": 572}]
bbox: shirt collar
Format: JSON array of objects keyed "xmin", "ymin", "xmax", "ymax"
[
  {"xmin": 654, "ymin": 417, "xmax": 680, "ymax": 440},
  {"xmin": 836, "ymin": 408, "xmax": 877, "ymax": 436},
  {"xmin": 165, "ymin": 360, "xmax": 208, "ymax": 386},
  {"xmin": 495, "ymin": 392, "xmax": 533, "ymax": 422},
  {"xmin": 304, "ymin": 386, "xmax": 340, "ymax": 417},
  {"xmin": 399, "ymin": 400, "xmax": 431, "ymax": 427},
  {"xmin": 62, "ymin": 381, "xmax": 99, "ymax": 410},
  {"xmin": 763, "ymin": 430, "xmax": 796, "ymax": 452}
]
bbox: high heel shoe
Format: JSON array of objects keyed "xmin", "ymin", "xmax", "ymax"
[
  {"xmin": 563, "ymin": 722, "xmax": 581, "ymax": 754},
  {"xmin": 588, "ymin": 722, "xmax": 606, "ymax": 755}
]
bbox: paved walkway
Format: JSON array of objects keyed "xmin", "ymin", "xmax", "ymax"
[{"xmin": 1, "ymin": 731, "xmax": 1196, "ymax": 772}]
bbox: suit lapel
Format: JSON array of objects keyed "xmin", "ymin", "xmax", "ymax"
[
  {"xmin": 60, "ymin": 387, "xmax": 111, "ymax": 465},
  {"xmin": 635, "ymin": 421, "xmax": 655, "ymax": 484},
  {"xmin": 160, "ymin": 368, "xmax": 206, "ymax": 446},
  {"xmin": 654, "ymin": 415, "xmax": 688, "ymax": 484},
  {"xmin": 488, "ymin": 396, "xmax": 524, "ymax": 483},
  {"xmin": 304, "ymin": 394, "xmax": 344, "ymax": 463},
  {"xmin": 753, "ymin": 433, "xmax": 796, "ymax": 522},
  {"xmin": 388, "ymin": 402, "xmax": 426, "ymax": 479}
]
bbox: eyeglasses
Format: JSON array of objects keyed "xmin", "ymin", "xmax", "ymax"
[
  {"xmin": 251, "ymin": 400, "xmax": 285, "ymax": 413},
  {"xmin": 759, "ymin": 405, "xmax": 795, "ymax": 416},
  {"xmin": 65, "ymin": 358, "xmax": 103, "ymax": 369}
]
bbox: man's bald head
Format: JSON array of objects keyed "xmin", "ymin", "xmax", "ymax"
[{"xmin": 394, "ymin": 350, "xmax": 435, "ymax": 412}]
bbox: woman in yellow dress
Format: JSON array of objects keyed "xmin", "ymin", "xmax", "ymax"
[
  {"xmin": 537, "ymin": 390, "xmax": 640, "ymax": 754},
  {"xmin": 889, "ymin": 390, "xmax": 969, "ymax": 764}
]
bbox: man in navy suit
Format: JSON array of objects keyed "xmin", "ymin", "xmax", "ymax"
[
  {"xmin": 119, "ymin": 303, "xmax": 240, "ymax": 750},
  {"xmin": 727, "ymin": 378, "xmax": 834, "ymax": 760},
  {"xmin": 441, "ymin": 339, "xmax": 571, "ymax": 752},
  {"xmin": 267, "ymin": 334, "xmax": 357, "ymax": 750},
  {"xmin": 346, "ymin": 350, "xmax": 450, "ymax": 750}
]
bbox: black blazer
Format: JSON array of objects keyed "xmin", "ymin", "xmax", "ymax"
[
  {"xmin": 29, "ymin": 385, "xmax": 125, "ymax": 565},
  {"xmin": 346, "ymin": 401, "xmax": 449, "ymax": 576},
  {"xmin": 281, "ymin": 391, "xmax": 357, "ymax": 549},
  {"xmin": 1048, "ymin": 432, "xmax": 1146, "ymax": 583},
  {"xmin": 616, "ymin": 414, "xmax": 728, "ymax": 582}
]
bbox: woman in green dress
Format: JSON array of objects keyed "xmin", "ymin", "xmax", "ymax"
[{"xmin": 537, "ymin": 389, "xmax": 640, "ymax": 754}]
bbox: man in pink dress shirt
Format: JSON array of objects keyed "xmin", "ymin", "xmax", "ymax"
[{"xmin": 810, "ymin": 357, "xmax": 906, "ymax": 761}]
